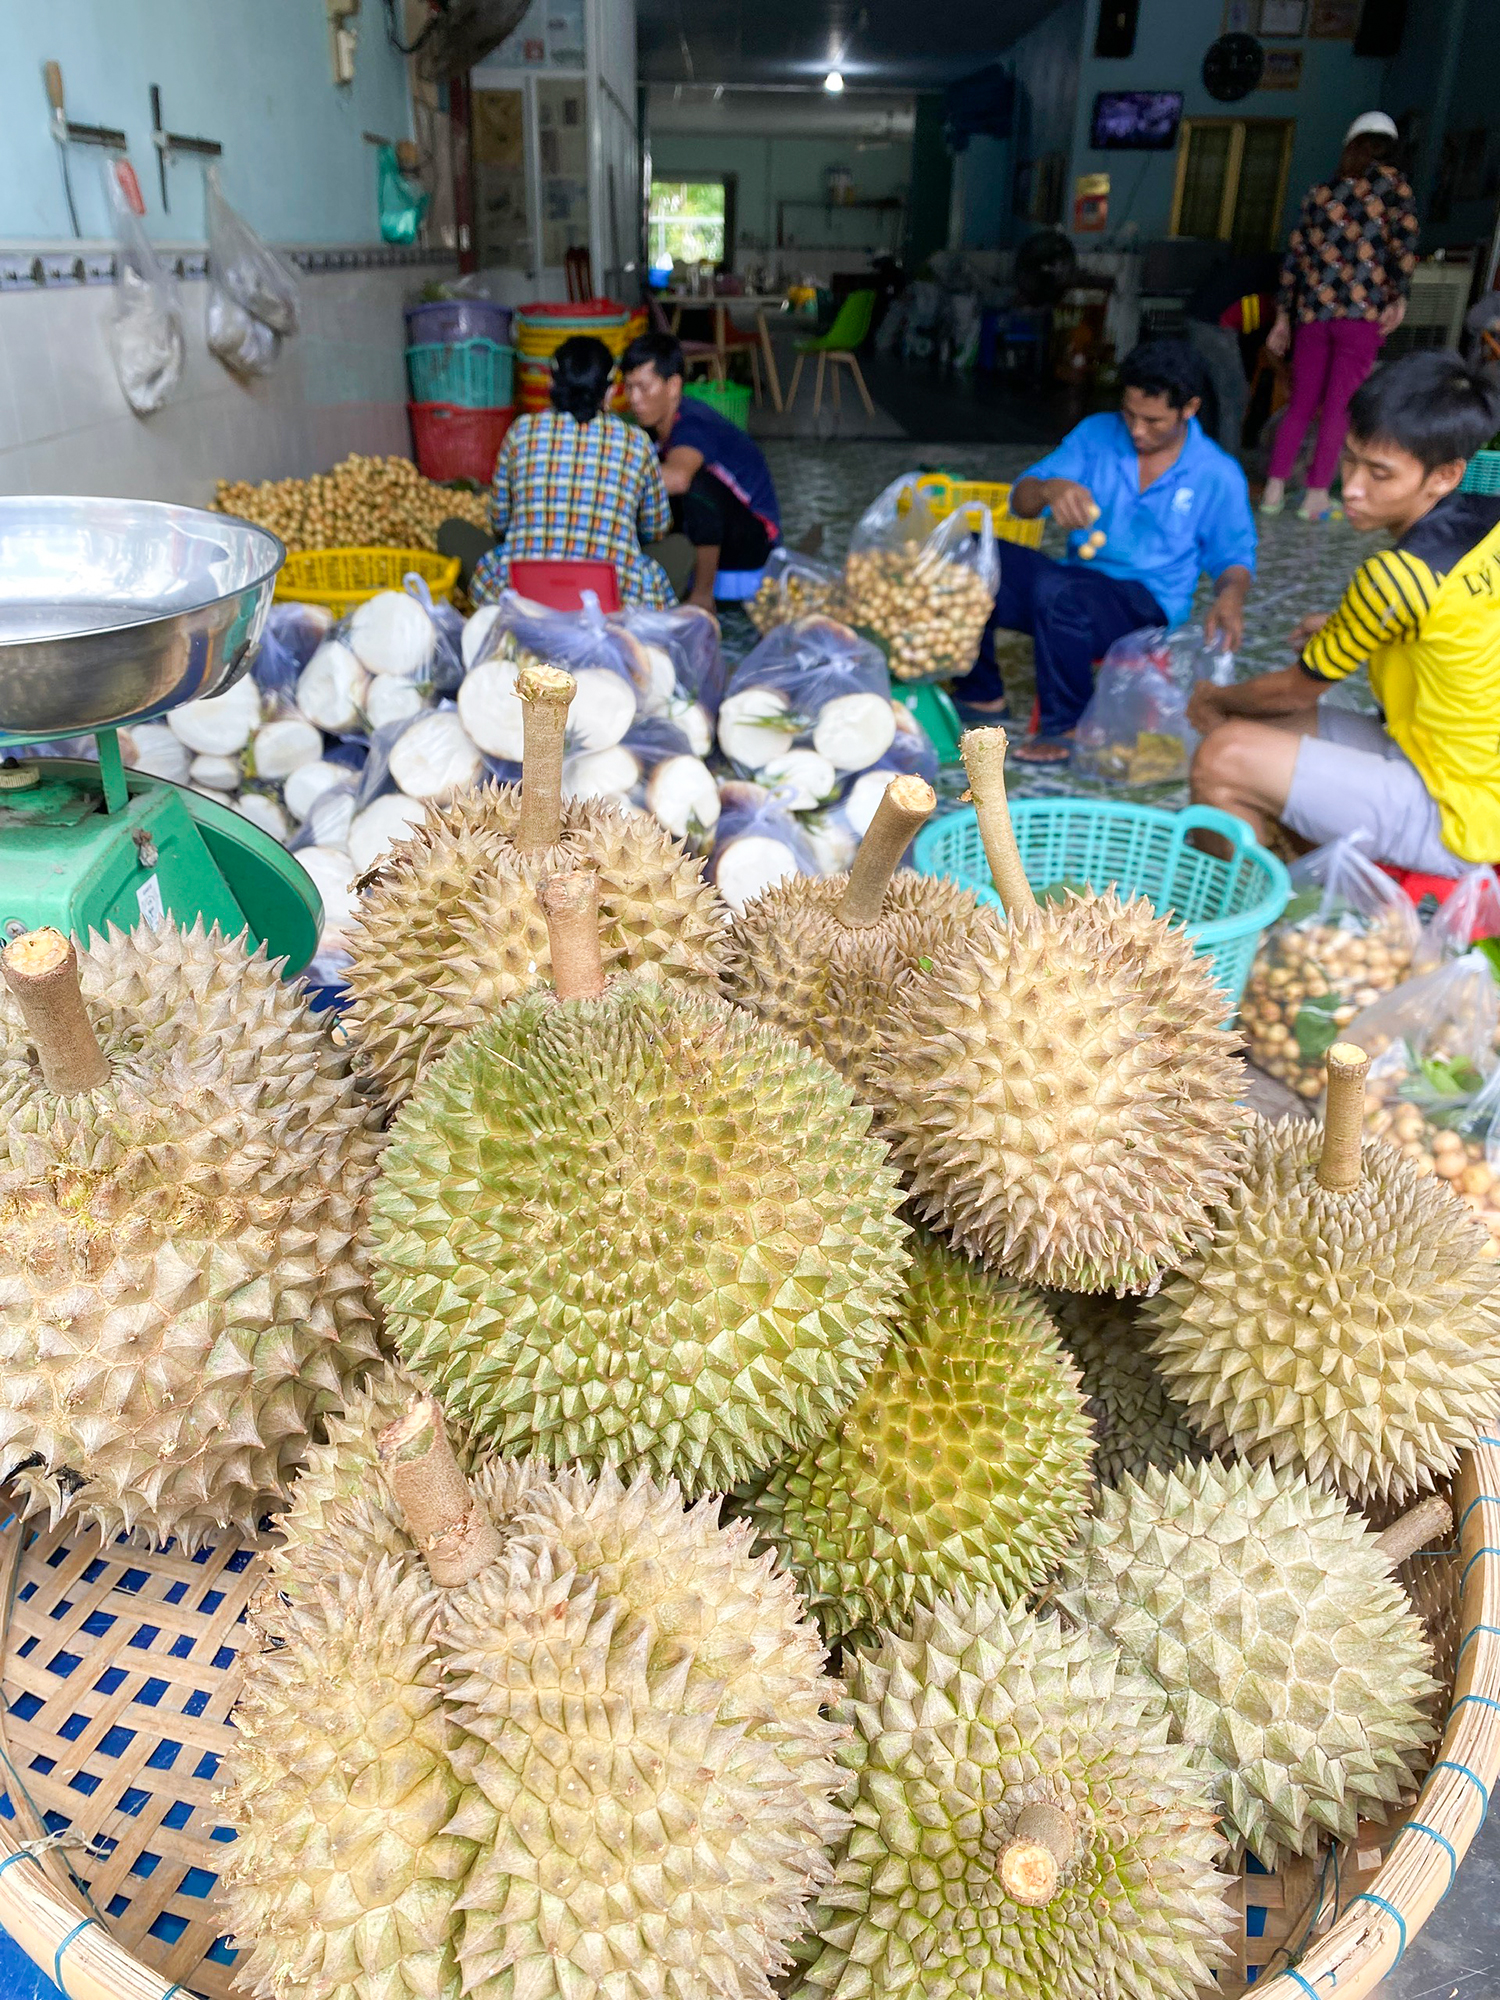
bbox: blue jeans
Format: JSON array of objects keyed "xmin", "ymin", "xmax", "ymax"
[{"xmin": 955, "ymin": 542, "xmax": 1166, "ymax": 737}]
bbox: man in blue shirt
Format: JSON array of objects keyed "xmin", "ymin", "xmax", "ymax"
[
  {"xmin": 958, "ymin": 339, "xmax": 1258, "ymax": 763},
  {"xmin": 622, "ymin": 332, "xmax": 782, "ymax": 610}
]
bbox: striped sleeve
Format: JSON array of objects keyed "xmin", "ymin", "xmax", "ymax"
[{"xmin": 1300, "ymin": 549, "xmax": 1438, "ymax": 680}]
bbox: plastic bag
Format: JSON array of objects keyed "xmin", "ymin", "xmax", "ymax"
[
  {"xmin": 1241, "ymin": 831, "xmax": 1420, "ymax": 1101},
  {"xmin": 207, "ymin": 291, "xmax": 280, "ymax": 377},
  {"xmin": 462, "ymin": 592, "xmax": 641, "ymax": 761},
  {"xmin": 608, "ymin": 602, "xmax": 726, "ymax": 719},
  {"xmin": 102, "ymin": 157, "xmax": 184, "ymax": 415},
  {"xmin": 709, "ymin": 782, "xmax": 818, "ymax": 910},
  {"xmin": 251, "ymin": 602, "xmax": 334, "ymax": 700},
  {"xmin": 206, "ymin": 166, "xmax": 300, "ymax": 335},
  {"xmin": 842, "ymin": 474, "xmax": 999, "ymax": 683},
  {"xmin": 1073, "ymin": 625, "xmax": 1233, "ymax": 788},
  {"xmin": 378, "ymin": 144, "xmax": 429, "ymax": 246},
  {"xmin": 718, "ymin": 616, "xmax": 894, "ymax": 780},
  {"xmin": 747, "ymin": 547, "xmax": 842, "ymax": 634},
  {"xmin": 1412, "ymin": 865, "xmax": 1500, "ymax": 973}
]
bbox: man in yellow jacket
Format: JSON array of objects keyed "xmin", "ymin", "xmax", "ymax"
[{"xmin": 1189, "ymin": 351, "xmax": 1500, "ymax": 874}]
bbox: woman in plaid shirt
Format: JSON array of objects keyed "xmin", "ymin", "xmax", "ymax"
[{"xmin": 472, "ymin": 337, "xmax": 675, "ymax": 607}]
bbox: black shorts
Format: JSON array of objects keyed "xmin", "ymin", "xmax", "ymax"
[{"xmin": 673, "ymin": 467, "xmax": 775, "ymax": 571}]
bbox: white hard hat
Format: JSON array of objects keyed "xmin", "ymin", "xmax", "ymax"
[{"xmin": 1345, "ymin": 111, "xmax": 1398, "ymax": 143}]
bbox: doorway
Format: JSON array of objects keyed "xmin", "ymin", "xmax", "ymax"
[{"xmin": 1170, "ymin": 119, "xmax": 1295, "ymax": 252}]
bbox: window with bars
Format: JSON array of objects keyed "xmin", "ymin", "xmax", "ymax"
[{"xmin": 647, "ymin": 179, "xmax": 732, "ymax": 267}]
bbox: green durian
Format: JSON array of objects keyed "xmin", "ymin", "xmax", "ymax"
[{"xmin": 1048, "ymin": 1292, "xmax": 1204, "ymax": 1487}]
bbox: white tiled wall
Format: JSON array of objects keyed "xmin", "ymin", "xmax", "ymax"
[{"xmin": 0, "ymin": 264, "xmax": 433, "ymax": 505}]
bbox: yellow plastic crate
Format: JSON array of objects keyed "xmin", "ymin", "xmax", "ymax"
[
  {"xmin": 274, "ymin": 546, "xmax": 462, "ymax": 615},
  {"xmin": 908, "ymin": 474, "xmax": 1046, "ymax": 549}
]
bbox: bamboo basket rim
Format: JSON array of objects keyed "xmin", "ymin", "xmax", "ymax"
[{"xmin": 1, "ymin": 1439, "xmax": 1497, "ymax": 2000}]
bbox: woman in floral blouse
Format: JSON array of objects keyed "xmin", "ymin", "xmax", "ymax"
[{"xmin": 1262, "ymin": 112, "xmax": 1419, "ymax": 523}]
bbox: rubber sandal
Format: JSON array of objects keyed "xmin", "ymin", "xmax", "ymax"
[
  {"xmin": 953, "ymin": 698, "xmax": 1014, "ymax": 728},
  {"xmin": 1011, "ymin": 733, "xmax": 1075, "ymax": 766},
  {"xmin": 1258, "ymin": 496, "xmax": 1285, "ymax": 517}
]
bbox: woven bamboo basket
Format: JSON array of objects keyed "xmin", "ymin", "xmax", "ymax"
[{"xmin": 0, "ymin": 1443, "xmax": 1495, "ymax": 2000}]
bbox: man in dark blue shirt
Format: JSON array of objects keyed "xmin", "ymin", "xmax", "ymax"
[{"xmin": 622, "ymin": 332, "xmax": 782, "ymax": 610}]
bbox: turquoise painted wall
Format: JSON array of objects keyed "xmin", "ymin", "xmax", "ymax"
[{"xmin": 0, "ymin": 0, "xmax": 414, "ymax": 244}]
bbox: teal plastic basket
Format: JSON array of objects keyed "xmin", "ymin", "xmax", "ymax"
[
  {"xmin": 405, "ymin": 338, "xmax": 515, "ymax": 409},
  {"xmin": 913, "ymin": 798, "xmax": 1290, "ymax": 1014},
  {"xmin": 1461, "ymin": 450, "xmax": 1500, "ymax": 495}
]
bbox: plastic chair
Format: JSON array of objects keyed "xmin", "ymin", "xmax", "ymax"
[
  {"xmin": 648, "ymin": 294, "xmax": 723, "ymax": 383},
  {"xmin": 509, "ymin": 558, "xmax": 622, "ymax": 613},
  {"xmin": 785, "ymin": 290, "xmax": 877, "ymax": 416}
]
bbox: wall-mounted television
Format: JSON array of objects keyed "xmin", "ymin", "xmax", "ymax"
[{"xmin": 1090, "ymin": 90, "xmax": 1184, "ymax": 150}]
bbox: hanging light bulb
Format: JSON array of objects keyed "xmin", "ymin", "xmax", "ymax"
[{"xmin": 824, "ymin": 69, "xmax": 845, "ymax": 92}]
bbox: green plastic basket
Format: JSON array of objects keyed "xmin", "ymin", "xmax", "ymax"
[
  {"xmin": 913, "ymin": 797, "xmax": 1290, "ymax": 1014},
  {"xmin": 683, "ymin": 379, "xmax": 752, "ymax": 429},
  {"xmin": 405, "ymin": 338, "xmax": 515, "ymax": 409},
  {"xmin": 1460, "ymin": 450, "xmax": 1500, "ymax": 495}
]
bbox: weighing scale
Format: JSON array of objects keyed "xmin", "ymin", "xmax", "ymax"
[{"xmin": 0, "ymin": 496, "xmax": 321, "ymax": 973}]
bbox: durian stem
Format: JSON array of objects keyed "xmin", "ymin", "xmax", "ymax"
[
  {"xmin": 515, "ymin": 663, "xmax": 576, "ymax": 853},
  {"xmin": 1318, "ymin": 1041, "xmax": 1371, "ymax": 1193},
  {"xmin": 997, "ymin": 1801, "xmax": 1077, "ymax": 1907},
  {"xmin": 838, "ymin": 775, "xmax": 936, "ymax": 929},
  {"xmin": 378, "ymin": 1397, "xmax": 502, "ymax": 1588},
  {"xmin": 0, "ymin": 928, "xmax": 108, "ymax": 1096},
  {"xmin": 1375, "ymin": 1494, "xmax": 1454, "ymax": 1567},
  {"xmin": 960, "ymin": 728, "xmax": 1035, "ymax": 915},
  {"xmin": 539, "ymin": 870, "xmax": 605, "ymax": 1000}
]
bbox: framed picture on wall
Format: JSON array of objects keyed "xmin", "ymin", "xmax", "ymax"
[
  {"xmin": 1259, "ymin": 0, "xmax": 1306, "ymax": 32},
  {"xmin": 1309, "ymin": 0, "xmax": 1361, "ymax": 34},
  {"xmin": 1222, "ymin": 0, "xmax": 1259, "ymax": 31},
  {"xmin": 1261, "ymin": 48, "xmax": 1304, "ymax": 85}
]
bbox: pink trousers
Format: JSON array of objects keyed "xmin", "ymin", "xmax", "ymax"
[{"xmin": 1268, "ymin": 317, "xmax": 1385, "ymax": 488}]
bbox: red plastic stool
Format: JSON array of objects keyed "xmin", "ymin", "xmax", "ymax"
[
  {"xmin": 1380, "ymin": 865, "xmax": 1462, "ymax": 910},
  {"xmin": 509, "ymin": 558, "xmax": 622, "ymax": 613}
]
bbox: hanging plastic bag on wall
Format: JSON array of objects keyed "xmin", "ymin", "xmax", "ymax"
[
  {"xmin": 378, "ymin": 144, "xmax": 429, "ymax": 246},
  {"xmin": 206, "ymin": 166, "xmax": 300, "ymax": 334},
  {"xmin": 102, "ymin": 156, "xmax": 184, "ymax": 415}
]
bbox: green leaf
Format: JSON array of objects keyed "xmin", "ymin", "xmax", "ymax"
[
  {"xmin": 1038, "ymin": 877, "xmax": 1091, "ymax": 907},
  {"xmin": 1281, "ymin": 888, "xmax": 1324, "ymax": 926},
  {"xmin": 918, "ymin": 956, "xmax": 935, "ymax": 973},
  {"xmin": 1292, "ymin": 992, "xmax": 1343, "ymax": 1063},
  {"xmin": 1476, "ymin": 936, "xmax": 1500, "ymax": 984}
]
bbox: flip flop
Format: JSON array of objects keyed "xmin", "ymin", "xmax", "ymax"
[
  {"xmin": 1011, "ymin": 733, "xmax": 1074, "ymax": 766},
  {"xmin": 953, "ymin": 698, "xmax": 1014, "ymax": 728},
  {"xmin": 1258, "ymin": 496, "xmax": 1285, "ymax": 517}
]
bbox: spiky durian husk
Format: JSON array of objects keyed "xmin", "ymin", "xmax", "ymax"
[
  {"xmin": 0, "ymin": 922, "xmax": 382, "ymax": 1548},
  {"xmin": 740, "ymin": 1234, "xmax": 1092, "ymax": 1641},
  {"xmin": 797, "ymin": 1592, "xmax": 1234, "ymax": 2000},
  {"xmin": 871, "ymin": 892, "xmax": 1244, "ymax": 1293},
  {"xmin": 1062, "ymin": 1458, "xmax": 1439, "ymax": 1865},
  {"xmin": 1048, "ymin": 1292, "xmax": 1204, "ymax": 1489},
  {"xmin": 340, "ymin": 786, "xmax": 729, "ymax": 1107},
  {"xmin": 371, "ymin": 976, "xmax": 908, "ymax": 1496},
  {"xmin": 1144, "ymin": 1114, "xmax": 1500, "ymax": 1506},
  {"xmin": 222, "ymin": 1398, "xmax": 850, "ymax": 2000},
  {"xmin": 722, "ymin": 872, "xmax": 976, "ymax": 1085}
]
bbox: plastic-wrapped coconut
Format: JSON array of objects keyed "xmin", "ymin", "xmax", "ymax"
[
  {"xmin": 123, "ymin": 722, "xmax": 191, "ymax": 784},
  {"xmin": 347, "ymin": 794, "xmax": 428, "ymax": 875},
  {"xmin": 845, "ymin": 767, "xmax": 902, "ymax": 837},
  {"xmin": 285, "ymin": 759, "xmax": 354, "ymax": 823},
  {"xmin": 252, "ymin": 717, "xmax": 322, "ymax": 782},
  {"xmin": 802, "ymin": 808, "xmax": 860, "ymax": 876},
  {"xmin": 669, "ymin": 698, "xmax": 714, "ymax": 758},
  {"xmin": 636, "ymin": 641, "xmax": 677, "ymax": 716},
  {"xmin": 297, "ymin": 845, "xmax": 359, "ymax": 945},
  {"xmin": 297, "ymin": 641, "xmax": 369, "ymax": 735},
  {"xmin": 365, "ymin": 676, "xmax": 427, "ymax": 732},
  {"xmin": 388, "ymin": 710, "xmax": 482, "ymax": 804},
  {"xmin": 562, "ymin": 745, "xmax": 641, "ymax": 805},
  {"xmin": 461, "ymin": 603, "xmax": 501, "ymax": 669},
  {"xmin": 167, "ymin": 675, "xmax": 262, "ymax": 755},
  {"xmin": 719, "ymin": 686, "xmax": 797, "ymax": 768},
  {"xmin": 812, "ymin": 691, "xmax": 897, "ymax": 772},
  {"xmin": 761, "ymin": 748, "xmax": 837, "ymax": 811},
  {"xmin": 567, "ymin": 668, "xmax": 637, "ymax": 753},
  {"xmin": 189, "ymin": 753, "xmax": 242, "ymax": 793},
  {"xmin": 456, "ymin": 657, "xmax": 523, "ymax": 761},
  {"xmin": 302, "ymin": 785, "xmax": 357, "ymax": 853},
  {"xmin": 346, "ymin": 591, "xmax": 436, "ymax": 680},
  {"xmin": 645, "ymin": 756, "xmax": 721, "ymax": 841},
  {"xmin": 714, "ymin": 833, "xmax": 803, "ymax": 911},
  {"xmin": 234, "ymin": 793, "xmax": 290, "ymax": 842}
]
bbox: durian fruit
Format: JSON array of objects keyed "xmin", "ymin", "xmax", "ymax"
[
  {"xmin": 872, "ymin": 729, "xmax": 1243, "ymax": 1292},
  {"xmin": 1049, "ymin": 1292, "xmax": 1204, "ymax": 1488},
  {"xmin": 0, "ymin": 923, "xmax": 382, "ymax": 1547},
  {"xmin": 342, "ymin": 662, "xmax": 728, "ymax": 1108},
  {"xmin": 722, "ymin": 774, "xmax": 976, "ymax": 1085},
  {"xmin": 222, "ymin": 1392, "xmax": 850, "ymax": 2000},
  {"xmin": 740, "ymin": 1232, "xmax": 1093, "ymax": 1643},
  {"xmin": 796, "ymin": 1590, "xmax": 1234, "ymax": 2000},
  {"xmin": 371, "ymin": 870, "xmax": 908, "ymax": 1496},
  {"xmin": 1062, "ymin": 1457, "xmax": 1441, "ymax": 1864},
  {"xmin": 1145, "ymin": 1042, "xmax": 1500, "ymax": 1506}
]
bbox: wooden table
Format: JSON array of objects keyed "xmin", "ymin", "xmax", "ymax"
[{"xmin": 659, "ymin": 293, "xmax": 788, "ymax": 413}]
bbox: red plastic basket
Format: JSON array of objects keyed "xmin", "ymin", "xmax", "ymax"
[{"xmin": 408, "ymin": 402, "xmax": 516, "ymax": 485}]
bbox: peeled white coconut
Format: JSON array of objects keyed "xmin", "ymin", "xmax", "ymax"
[
  {"xmin": 123, "ymin": 722, "xmax": 191, "ymax": 784},
  {"xmin": 567, "ymin": 668, "xmax": 637, "ymax": 754},
  {"xmin": 251, "ymin": 717, "xmax": 322, "ymax": 782},
  {"xmin": 456, "ymin": 657, "xmax": 524, "ymax": 761},
  {"xmin": 801, "ymin": 808, "xmax": 860, "ymax": 877},
  {"xmin": 668, "ymin": 698, "xmax": 713, "ymax": 758},
  {"xmin": 645, "ymin": 756, "xmax": 721, "ymax": 842},
  {"xmin": 712, "ymin": 833, "xmax": 802, "ymax": 912},
  {"xmin": 718, "ymin": 686, "xmax": 797, "ymax": 769},
  {"xmin": 285, "ymin": 759, "xmax": 353, "ymax": 823},
  {"xmin": 167, "ymin": 674, "xmax": 261, "ymax": 756},
  {"xmin": 347, "ymin": 590, "xmax": 436, "ymax": 680},
  {"xmin": 388, "ymin": 710, "xmax": 482, "ymax": 804},
  {"xmin": 365, "ymin": 676, "xmax": 428, "ymax": 732},
  {"xmin": 562, "ymin": 745, "xmax": 641, "ymax": 803},
  {"xmin": 759, "ymin": 748, "xmax": 837, "ymax": 813},
  {"xmin": 844, "ymin": 768, "xmax": 902, "ymax": 838},
  {"xmin": 347, "ymin": 792, "xmax": 428, "ymax": 875},
  {"xmin": 634, "ymin": 641, "xmax": 677, "ymax": 717},
  {"xmin": 297, "ymin": 641, "xmax": 369, "ymax": 735},
  {"xmin": 461, "ymin": 603, "xmax": 502, "ymax": 669},
  {"xmin": 297, "ymin": 845, "xmax": 359, "ymax": 946},
  {"xmin": 233, "ymin": 792, "xmax": 290, "ymax": 842},
  {"xmin": 304, "ymin": 784, "xmax": 357, "ymax": 853},
  {"xmin": 811, "ymin": 691, "xmax": 897, "ymax": 772},
  {"xmin": 189, "ymin": 753, "xmax": 242, "ymax": 793}
]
